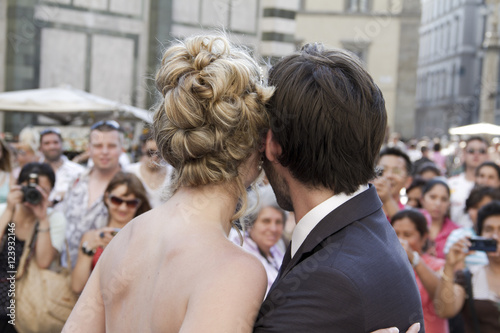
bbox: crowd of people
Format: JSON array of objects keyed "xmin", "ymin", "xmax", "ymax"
[
  {"xmin": 0, "ymin": 32, "xmax": 498, "ymax": 332},
  {"xmin": 0, "ymin": 122, "xmax": 174, "ymax": 332},
  {"xmin": 375, "ymin": 135, "xmax": 500, "ymax": 333}
]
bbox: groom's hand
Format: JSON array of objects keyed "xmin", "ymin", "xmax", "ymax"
[{"xmin": 372, "ymin": 323, "xmax": 421, "ymax": 333}]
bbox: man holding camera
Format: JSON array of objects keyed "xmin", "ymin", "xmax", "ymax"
[
  {"xmin": 39, "ymin": 128, "xmax": 85, "ymax": 205},
  {"xmin": 59, "ymin": 121, "xmax": 123, "ymax": 268}
]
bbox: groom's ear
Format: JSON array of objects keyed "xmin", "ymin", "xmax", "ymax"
[{"xmin": 264, "ymin": 129, "xmax": 282, "ymax": 163}]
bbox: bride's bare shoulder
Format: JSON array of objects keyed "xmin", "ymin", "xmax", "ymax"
[{"xmin": 180, "ymin": 241, "xmax": 268, "ymax": 332}]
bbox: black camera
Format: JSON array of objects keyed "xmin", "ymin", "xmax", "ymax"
[{"xmin": 22, "ymin": 173, "xmax": 42, "ymax": 205}]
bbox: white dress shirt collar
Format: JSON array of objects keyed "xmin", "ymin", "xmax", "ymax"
[{"xmin": 291, "ymin": 185, "xmax": 369, "ymax": 257}]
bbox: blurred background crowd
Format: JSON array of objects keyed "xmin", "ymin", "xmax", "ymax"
[{"xmin": 0, "ymin": 121, "xmax": 499, "ymax": 332}]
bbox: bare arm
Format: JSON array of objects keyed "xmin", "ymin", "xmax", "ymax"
[
  {"xmin": 33, "ymin": 216, "xmax": 56, "ymax": 268},
  {"xmin": 71, "ymin": 228, "xmax": 114, "ymax": 294},
  {"xmin": 434, "ymin": 238, "xmax": 468, "ymax": 318},
  {"xmin": 63, "ymin": 261, "xmax": 106, "ymax": 333},
  {"xmin": 29, "ymin": 185, "xmax": 57, "ymax": 268},
  {"xmin": 399, "ymin": 239, "xmax": 441, "ymax": 299},
  {"xmin": 414, "ymin": 256, "xmax": 441, "ymax": 299},
  {"xmin": 0, "ymin": 185, "xmax": 22, "ymax": 240}
]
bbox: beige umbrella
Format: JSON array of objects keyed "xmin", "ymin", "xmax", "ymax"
[
  {"xmin": 448, "ymin": 122, "xmax": 500, "ymax": 136},
  {"xmin": 0, "ymin": 85, "xmax": 152, "ymax": 123}
]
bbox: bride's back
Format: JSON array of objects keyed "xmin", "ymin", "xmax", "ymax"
[{"xmin": 98, "ymin": 191, "xmax": 264, "ymax": 332}]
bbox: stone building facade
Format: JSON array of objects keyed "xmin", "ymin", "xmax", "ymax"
[
  {"xmin": 295, "ymin": 0, "xmax": 421, "ymax": 137},
  {"xmin": 2, "ymin": 0, "xmax": 301, "ymax": 134},
  {"xmin": 3, "ymin": 0, "xmax": 155, "ymax": 134},
  {"xmin": 415, "ymin": 0, "xmax": 486, "ymax": 138},
  {"xmin": 1, "ymin": 0, "xmax": 419, "ymax": 138}
]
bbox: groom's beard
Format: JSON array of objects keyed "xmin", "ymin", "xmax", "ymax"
[{"xmin": 262, "ymin": 156, "xmax": 293, "ymax": 212}]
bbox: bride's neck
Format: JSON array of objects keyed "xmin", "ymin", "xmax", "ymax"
[{"xmin": 172, "ymin": 183, "xmax": 240, "ymax": 235}]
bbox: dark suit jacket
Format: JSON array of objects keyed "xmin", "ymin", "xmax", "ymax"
[{"xmin": 254, "ymin": 185, "xmax": 425, "ymax": 333}]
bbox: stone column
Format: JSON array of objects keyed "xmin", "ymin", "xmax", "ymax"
[
  {"xmin": 259, "ymin": 0, "xmax": 300, "ymax": 62},
  {"xmin": 479, "ymin": 0, "xmax": 500, "ymax": 124},
  {"xmin": 0, "ymin": 0, "xmax": 7, "ymax": 132}
]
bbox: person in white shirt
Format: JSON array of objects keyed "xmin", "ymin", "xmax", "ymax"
[
  {"xmin": 448, "ymin": 136, "xmax": 490, "ymax": 228},
  {"xmin": 39, "ymin": 128, "xmax": 85, "ymax": 205}
]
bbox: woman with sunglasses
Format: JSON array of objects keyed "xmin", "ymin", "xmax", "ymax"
[{"xmin": 70, "ymin": 171, "xmax": 151, "ymax": 294}]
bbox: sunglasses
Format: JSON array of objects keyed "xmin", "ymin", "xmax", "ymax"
[
  {"xmin": 91, "ymin": 120, "xmax": 122, "ymax": 131},
  {"xmin": 466, "ymin": 149, "xmax": 487, "ymax": 155},
  {"xmin": 40, "ymin": 127, "xmax": 62, "ymax": 137},
  {"xmin": 108, "ymin": 195, "xmax": 141, "ymax": 208},
  {"xmin": 147, "ymin": 149, "xmax": 160, "ymax": 158}
]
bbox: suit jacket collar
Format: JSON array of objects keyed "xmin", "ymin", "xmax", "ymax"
[{"xmin": 280, "ymin": 184, "xmax": 382, "ymax": 278}]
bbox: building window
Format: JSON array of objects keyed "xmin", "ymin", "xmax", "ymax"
[
  {"xmin": 346, "ymin": 0, "xmax": 372, "ymax": 13},
  {"xmin": 341, "ymin": 40, "xmax": 371, "ymax": 64}
]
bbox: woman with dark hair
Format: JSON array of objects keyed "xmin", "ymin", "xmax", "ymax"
[
  {"xmin": 420, "ymin": 179, "xmax": 459, "ymax": 259},
  {"xmin": 415, "ymin": 162, "xmax": 441, "ymax": 180},
  {"xmin": 391, "ymin": 209, "xmax": 448, "ymax": 333},
  {"xmin": 71, "ymin": 172, "xmax": 151, "ymax": 293},
  {"xmin": 406, "ymin": 176, "xmax": 427, "ymax": 209},
  {"xmin": 0, "ymin": 139, "xmax": 13, "ymax": 203},
  {"xmin": 475, "ymin": 161, "xmax": 500, "ymax": 189},
  {"xmin": 0, "ymin": 162, "xmax": 66, "ymax": 332}
]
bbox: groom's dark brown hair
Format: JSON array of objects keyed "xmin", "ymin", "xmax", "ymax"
[{"xmin": 266, "ymin": 43, "xmax": 387, "ymax": 195}]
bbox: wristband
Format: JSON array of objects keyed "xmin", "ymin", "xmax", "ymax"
[
  {"xmin": 81, "ymin": 241, "xmax": 96, "ymax": 256},
  {"xmin": 411, "ymin": 251, "xmax": 420, "ymax": 267},
  {"xmin": 37, "ymin": 226, "xmax": 50, "ymax": 233}
]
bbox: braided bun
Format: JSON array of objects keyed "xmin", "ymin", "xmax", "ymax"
[{"xmin": 153, "ymin": 34, "xmax": 274, "ymax": 195}]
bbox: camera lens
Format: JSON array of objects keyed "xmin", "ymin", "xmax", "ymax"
[{"xmin": 23, "ymin": 187, "xmax": 42, "ymax": 205}]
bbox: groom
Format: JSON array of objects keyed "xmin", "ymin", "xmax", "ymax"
[{"xmin": 254, "ymin": 44, "xmax": 424, "ymax": 332}]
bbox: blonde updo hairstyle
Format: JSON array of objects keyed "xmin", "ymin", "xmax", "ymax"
[{"xmin": 153, "ymin": 34, "xmax": 274, "ymax": 221}]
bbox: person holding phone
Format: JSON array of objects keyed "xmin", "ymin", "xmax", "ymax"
[
  {"xmin": 435, "ymin": 200, "xmax": 500, "ymax": 332},
  {"xmin": 443, "ymin": 186, "xmax": 500, "ymax": 268},
  {"xmin": 70, "ymin": 172, "xmax": 151, "ymax": 294}
]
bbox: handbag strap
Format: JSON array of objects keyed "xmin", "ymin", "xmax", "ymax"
[
  {"xmin": 16, "ymin": 221, "xmax": 38, "ymax": 279},
  {"xmin": 65, "ymin": 239, "xmax": 72, "ymax": 269},
  {"xmin": 463, "ymin": 268, "xmax": 481, "ymax": 333}
]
